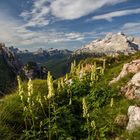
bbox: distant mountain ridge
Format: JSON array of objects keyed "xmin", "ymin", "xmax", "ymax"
[
  {"xmin": 35, "ymin": 48, "xmax": 72, "ymax": 56},
  {"xmin": 9, "ymin": 47, "xmax": 73, "ymax": 56},
  {"xmin": 75, "ymin": 32, "xmax": 140, "ymax": 55}
]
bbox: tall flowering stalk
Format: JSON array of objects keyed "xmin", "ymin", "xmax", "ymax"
[
  {"xmin": 90, "ymin": 62, "xmax": 97, "ymax": 86},
  {"xmin": 82, "ymin": 98, "xmax": 88, "ymax": 118},
  {"xmin": 65, "ymin": 74, "xmax": 69, "ymax": 81},
  {"xmin": 17, "ymin": 77, "xmax": 36, "ymax": 138},
  {"xmin": 17, "ymin": 76, "xmax": 24, "ymax": 102},
  {"xmin": 91, "ymin": 120, "xmax": 96, "ymax": 138},
  {"xmin": 70, "ymin": 60, "xmax": 76, "ymax": 74},
  {"xmin": 47, "ymin": 71, "xmax": 55, "ymax": 140},
  {"xmin": 37, "ymin": 94, "xmax": 47, "ymax": 117},
  {"xmin": 103, "ymin": 59, "xmax": 106, "ymax": 70},
  {"xmin": 27, "ymin": 78, "xmax": 36, "ymax": 138},
  {"xmin": 110, "ymin": 98, "xmax": 114, "ymax": 107},
  {"xmin": 76, "ymin": 64, "xmax": 81, "ymax": 78},
  {"xmin": 27, "ymin": 79, "xmax": 33, "ymax": 105},
  {"xmin": 82, "ymin": 97, "xmax": 90, "ymax": 140},
  {"xmin": 70, "ymin": 62, "xmax": 74, "ymax": 74},
  {"xmin": 47, "ymin": 71, "xmax": 54, "ymax": 99},
  {"xmin": 101, "ymin": 59, "xmax": 106, "ymax": 75},
  {"xmin": 60, "ymin": 78, "xmax": 64, "ymax": 88},
  {"xmin": 57, "ymin": 80, "xmax": 61, "ymax": 91},
  {"xmin": 17, "ymin": 76, "xmax": 28, "ymax": 131}
]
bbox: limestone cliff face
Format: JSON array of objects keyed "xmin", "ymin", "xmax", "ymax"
[
  {"xmin": 0, "ymin": 45, "xmax": 21, "ymax": 73},
  {"xmin": 0, "ymin": 44, "xmax": 21, "ymax": 94},
  {"xmin": 75, "ymin": 32, "xmax": 140, "ymax": 55}
]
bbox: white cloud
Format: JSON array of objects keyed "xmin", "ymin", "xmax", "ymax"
[
  {"xmin": 121, "ymin": 21, "xmax": 140, "ymax": 36},
  {"xmin": 50, "ymin": 0, "xmax": 126, "ymax": 20},
  {"xmin": 92, "ymin": 8, "xmax": 140, "ymax": 21},
  {"xmin": 122, "ymin": 22, "xmax": 140, "ymax": 29},
  {"xmin": 20, "ymin": 0, "xmax": 51, "ymax": 27}
]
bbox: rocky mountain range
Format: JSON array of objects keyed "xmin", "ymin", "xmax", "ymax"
[
  {"xmin": 75, "ymin": 32, "xmax": 140, "ymax": 55},
  {"xmin": 9, "ymin": 32, "xmax": 140, "ymax": 60}
]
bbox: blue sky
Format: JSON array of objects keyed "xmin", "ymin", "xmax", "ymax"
[{"xmin": 0, "ymin": 0, "xmax": 140, "ymax": 51}]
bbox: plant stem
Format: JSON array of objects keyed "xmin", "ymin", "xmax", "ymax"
[{"xmin": 48, "ymin": 99, "xmax": 51, "ymax": 140}]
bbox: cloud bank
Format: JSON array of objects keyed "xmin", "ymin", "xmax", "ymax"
[
  {"xmin": 92, "ymin": 8, "xmax": 140, "ymax": 21},
  {"xmin": 20, "ymin": 0, "xmax": 127, "ymax": 27}
]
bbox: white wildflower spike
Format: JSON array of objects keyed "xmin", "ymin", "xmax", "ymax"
[
  {"xmin": 91, "ymin": 62, "xmax": 97, "ymax": 81},
  {"xmin": 28, "ymin": 79, "xmax": 33, "ymax": 97},
  {"xmin": 110, "ymin": 98, "xmax": 114, "ymax": 107},
  {"xmin": 73, "ymin": 60, "xmax": 76, "ymax": 67},
  {"xmin": 103, "ymin": 59, "xmax": 106, "ymax": 70},
  {"xmin": 27, "ymin": 78, "xmax": 33, "ymax": 104},
  {"xmin": 17, "ymin": 76, "xmax": 24, "ymax": 101},
  {"xmin": 57, "ymin": 80, "xmax": 61, "ymax": 91},
  {"xmin": 82, "ymin": 97, "xmax": 88, "ymax": 118},
  {"xmin": 60, "ymin": 78, "xmax": 64, "ymax": 88},
  {"xmin": 91, "ymin": 120, "xmax": 96, "ymax": 130},
  {"xmin": 70, "ymin": 63, "xmax": 74, "ymax": 73},
  {"xmin": 47, "ymin": 71, "xmax": 55, "ymax": 99},
  {"xmin": 65, "ymin": 74, "xmax": 69, "ymax": 81},
  {"xmin": 76, "ymin": 64, "xmax": 81, "ymax": 76},
  {"xmin": 70, "ymin": 60, "xmax": 76, "ymax": 74}
]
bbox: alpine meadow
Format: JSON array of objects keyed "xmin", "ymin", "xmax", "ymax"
[{"xmin": 1, "ymin": 0, "xmax": 140, "ymax": 140}]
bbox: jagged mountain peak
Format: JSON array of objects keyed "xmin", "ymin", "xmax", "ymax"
[{"xmin": 75, "ymin": 32, "xmax": 140, "ymax": 56}]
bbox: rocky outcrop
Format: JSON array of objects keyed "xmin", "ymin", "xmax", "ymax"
[
  {"xmin": 126, "ymin": 106, "xmax": 140, "ymax": 131},
  {"xmin": 110, "ymin": 59, "xmax": 140, "ymax": 84},
  {"xmin": 22, "ymin": 61, "xmax": 48, "ymax": 79},
  {"xmin": 75, "ymin": 32, "xmax": 140, "ymax": 55},
  {"xmin": 121, "ymin": 72, "xmax": 140, "ymax": 99}
]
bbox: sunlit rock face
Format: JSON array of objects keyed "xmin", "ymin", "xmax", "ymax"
[
  {"xmin": 121, "ymin": 72, "xmax": 140, "ymax": 99},
  {"xmin": 110, "ymin": 59, "xmax": 140, "ymax": 84}
]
